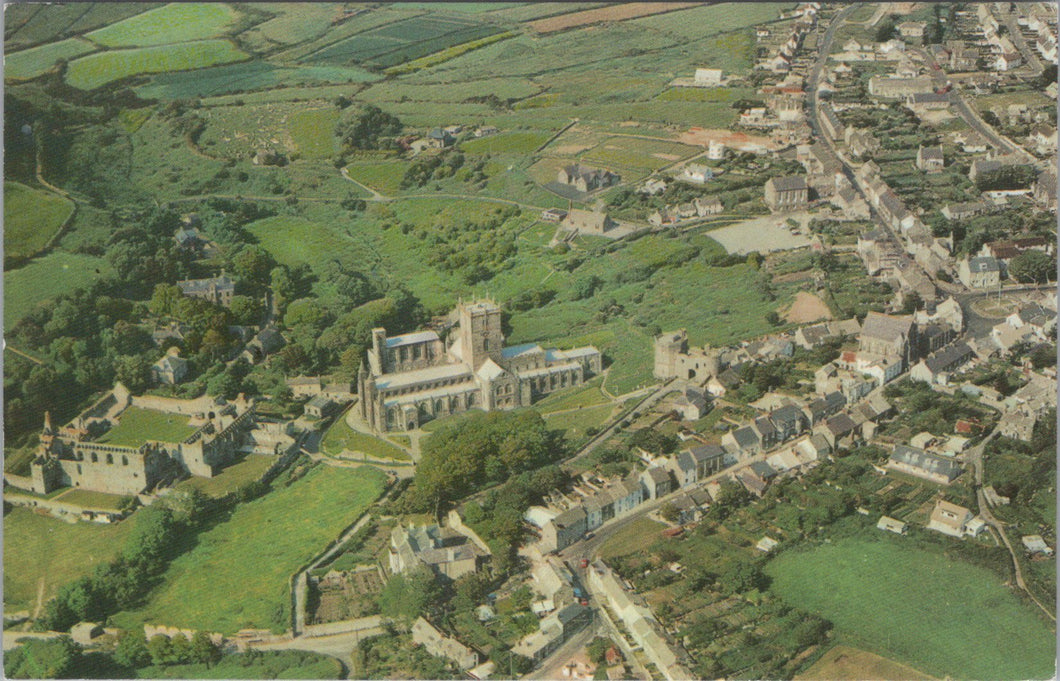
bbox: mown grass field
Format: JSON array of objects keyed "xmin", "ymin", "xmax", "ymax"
[
  {"xmin": 766, "ymin": 537, "xmax": 1056, "ymax": 681},
  {"xmin": 796, "ymin": 645, "xmax": 934, "ymax": 681},
  {"xmin": 66, "ymin": 40, "xmax": 248, "ymax": 90},
  {"xmin": 54, "ymin": 489, "xmax": 130, "ymax": 510},
  {"xmin": 322, "ymin": 417, "xmax": 411, "ymax": 461},
  {"xmin": 3, "ymin": 507, "xmax": 133, "ymax": 612},
  {"xmin": 113, "ymin": 464, "xmax": 386, "ymax": 633},
  {"xmin": 4, "ymin": 251, "xmax": 112, "ymax": 327},
  {"xmin": 4, "ymin": 182, "xmax": 76, "ymax": 259},
  {"xmin": 84, "ymin": 3, "xmax": 237, "ymax": 47},
  {"xmin": 288, "ymin": 108, "xmax": 340, "ymax": 159},
  {"xmin": 176, "ymin": 454, "xmax": 278, "ymax": 498},
  {"xmin": 5, "ymin": 38, "xmax": 97, "ymax": 80},
  {"xmin": 97, "ymin": 407, "xmax": 197, "ymax": 446}
]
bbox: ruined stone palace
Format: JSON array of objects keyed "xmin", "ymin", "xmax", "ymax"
[{"xmin": 357, "ymin": 300, "xmax": 602, "ymax": 432}]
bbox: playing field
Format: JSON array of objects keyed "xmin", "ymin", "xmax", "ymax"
[
  {"xmin": 4, "ymin": 251, "xmax": 112, "ymax": 327},
  {"xmin": 766, "ymin": 537, "xmax": 1057, "ymax": 680},
  {"xmin": 97, "ymin": 407, "xmax": 198, "ymax": 447},
  {"xmin": 66, "ymin": 40, "xmax": 249, "ymax": 90},
  {"xmin": 84, "ymin": 3, "xmax": 237, "ymax": 47},
  {"xmin": 3, "ymin": 507, "xmax": 132, "ymax": 612},
  {"xmin": 112, "ymin": 464, "xmax": 386, "ymax": 633},
  {"xmin": 4, "ymin": 182, "xmax": 76, "ymax": 259},
  {"xmin": 5, "ymin": 38, "xmax": 97, "ymax": 80},
  {"xmin": 797, "ymin": 645, "xmax": 934, "ymax": 681}
]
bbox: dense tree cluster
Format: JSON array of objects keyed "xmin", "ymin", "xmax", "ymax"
[
  {"xmin": 409, "ymin": 410, "xmax": 566, "ymax": 512},
  {"xmin": 339, "ymin": 104, "xmax": 403, "ymax": 151}
]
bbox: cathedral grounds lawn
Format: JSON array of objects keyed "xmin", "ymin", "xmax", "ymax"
[
  {"xmin": 766, "ymin": 537, "xmax": 1057, "ymax": 681},
  {"xmin": 97, "ymin": 407, "xmax": 198, "ymax": 447},
  {"xmin": 111, "ymin": 463, "xmax": 386, "ymax": 634},
  {"xmin": 4, "ymin": 507, "xmax": 132, "ymax": 612},
  {"xmin": 321, "ymin": 418, "xmax": 411, "ymax": 461}
]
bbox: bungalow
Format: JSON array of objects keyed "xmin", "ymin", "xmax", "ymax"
[
  {"xmin": 151, "ymin": 347, "xmax": 188, "ymax": 385},
  {"xmin": 888, "ymin": 445, "xmax": 962, "ymax": 484},
  {"xmin": 304, "ymin": 394, "xmax": 336, "ymax": 419},
  {"xmin": 927, "ymin": 500, "xmax": 980, "ymax": 538},
  {"xmin": 876, "ymin": 516, "xmax": 907, "ymax": 534},
  {"xmin": 916, "ymin": 145, "xmax": 945, "ymax": 173},
  {"xmin": 940, "ymin": 201, "xmax": 989, "ymax": 221}
]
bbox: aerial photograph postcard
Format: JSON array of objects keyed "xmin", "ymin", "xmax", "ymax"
[{"xmin": 2, "ymin": 1, "xmax": 1058, "ymax": 679}]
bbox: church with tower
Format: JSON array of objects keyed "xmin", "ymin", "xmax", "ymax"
[{"xmin": 357, "ymin": 300, "xmax": 602, "ymax": 432}]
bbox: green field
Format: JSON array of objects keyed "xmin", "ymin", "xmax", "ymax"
[
  {"xmin": 289, "ymin": 108, "xmax": 340, "ymax": 159},
  {"xmin": 66, "ymin": 40, "xmax": 249, "ymax": 90},
  {"xmin": 4, "ymin": 251, "xmax": 112, "ymax": 327},
  {"xmin": 322, "ymin": 418, "xmax": 411, "ymax": 461},
  {"xmin": 344, "ymin": 161, "xmax": 410, "ymax": 195},
  {"xmin": 176, "ymin": 454, "xmax": 278, "ymax": 498},
  {"xmin": 766, "ymin": 537, "xmax": 1056, "ymax": 680},
  {"xmin": 137, "ymin": 651, "xmax": 343, "ymax": 679},
  {"xmin": 543, "ymin": 402, "xmax": 614, "ymax": 441},
  {"xmin": 246, "ymin": 215, "xmax": 352, "ymax": 272},
  {"xmin": 460, "ymin": 131, "xmax": 553, "ymax": 155},
  {"xmin": 84, "ymin": 3, "xmax": 238, "ymax": 47},
  {"xmin": 532, "ymin": 377, "xmax": 611, "ymax": 413},
  {"xmin": 55, "ymin": 489, "xmax": 130, "ymax": 510},
  {"xmin": 580, "ymin": 136, "xmax": 699, "ymax": 172},
  {"xmin": 136, "ymin": 62, "xmax": 380, "ymax": 100},
  {"xmin": 4, "ymin": 182, "xmax": 76, "ymax": 260},
  {"xmin": 113, "ymin": 464, "xmax": 386, "ymax": 633},
  {"xmin": 3, "ymin": 507, "xmax": 132, "ymax": 612},
  {"xmin": 5, "ymin": 38, "xmax": 97, "ymax": 80},
  {"xmin": 97, "ymin": 407, "xmax": 198, "ymax": 446}
]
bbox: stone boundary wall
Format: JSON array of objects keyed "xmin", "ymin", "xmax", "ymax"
[{"xmin": 303, "ymin": 614, "xmax": 386, "ymax": 639}]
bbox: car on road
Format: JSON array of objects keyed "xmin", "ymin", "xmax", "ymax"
[{"xmin": 579, "ymin": 558, "xmax": 590, "ymax": 568}]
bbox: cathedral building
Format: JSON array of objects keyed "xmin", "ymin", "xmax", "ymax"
[{"xmin": 358, "ymin": 300, "xmax": 602, "ymax": 432}]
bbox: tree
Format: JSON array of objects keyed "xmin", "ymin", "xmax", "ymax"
[
  {"xmin": 1031, "ymin": 344, "xmax": 1057, "ymax": 369},
  {"xmin": 113, "ymin": 629, "xmax": 151, "ymax": 669},
  {"xmin": 113, "ymin": 354, "xmax": 152, "ymax": 395},
  {"xmin": 765, "ymin": 311, "xmax": 782, "ymax": 327},
  {"xmin": 4, "ymin": 636, "xmax": 83, "ymax": 679},
  {"xmin": 901, "ymin": 290, "xmax": 923, "ymax": 314},
  {"xmin": 1008, "ymin": 250, "xmax": 1054, "ymax": 284},
  {"xmin": 659, "ymin": 502, "xmax": 681, "ymax": 523},
  {"xmin": 147, "ymin": 634, "xmax": 173, "ymax": 666},
  {"xmin": 149, "ymin": 283, "xmax": 184, "ymax": 318},
  {"xmin": 875, "ymin": 15, "xmax": 897, "ymax": 42},
  {"xmin": 377, "ymin": 566, "xmax": 440, "ymax": 625},
  {"xmin": 339, "ymin": 105, "xmax": 403, "ymax": 151},
  {"xmin": 718, "ymin": 559, "xmax": 768, "ymax": 595},
  {"xmin": 230, "ymin": 295, "xmax": 263, "ymax": 326},
  {"xmin": 586, "ymin": 637, "xmax": 613, "ymax": 665}
]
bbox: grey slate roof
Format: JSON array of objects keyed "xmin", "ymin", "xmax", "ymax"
[
  {"xmin": 967, "ymin": 256, "xmax": 1001, "ymax": 273},
  {"xmin": 923, "ymin": 342, "xmax": 974, "ymax": 373},
  {"xmin": 861, "ymin": 312, "xmax": 914, "ymax": 344},
  {"xmin": 768, "ymin": 175, "xmax": 808, "ymax": 192},
  {"xmin": 891, "ymin": 445, "xmax": 962, "ymax": 480},
  {"xmin": 732, "ymin": 426, "xmax": 760, "ymax": 449}
]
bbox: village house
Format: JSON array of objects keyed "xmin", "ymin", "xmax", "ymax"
[
  {"xmin": 564, "ymin": 208, "xmax": 616, "ymax": 235},
  {"xmin": 908, "ymin": 342, "xmax": 975, "ymax": 385},
  {"xmin": 887, "ymin": 445, "xmax": 962, "ymax": 485},
  {"xmin": 640, "ymin": 466, "xmax": 674, "ymax": 500},
  {"xmin": 303, "ymin": 394, "xmax": 336, "ymax": 419},
  {"xmin": 844, "ymin": 128, "xmax": 880, "ymax": 159},
  {"xmin": 722, "ymin": 425, "xmax": 762, "ymax": 456},
  {"xmin": 906, "ymin": 92, "xmax": 950, "ymax": 116},
  {"xmin": 679, "ymin": 163, "xmax": 714, "ymax": 184},
  {"xmin": 672, "ymin": 384, "xmax": 709, "ymax": 420},
  {"xmin": 927, "ymin": 500, "xmax": 983, "ymax": 538},
  {"xmin": 980, "ymin": 236, "xmax": 1053, "ymax": 264},
  {"xmin": 513, "ymin": 603, "xmax": 591, "ymax": 663},
  {"xmin": 390, "ymin": 523, "xmax": 488, "ymax": 581},
  {"xmin": 764, "ymin": 175, "xmax": 809, "ymax": 212},
  {"xmin": 1029, "ymin": 125, "xmax": 1057, "ymax": 155},
  {"xmin": 358, "ymin": 300, "xmax": 601, "ymax": 432},
  {"xmin": 803, "ymin": 391, "xmax": 847, "ymax": 425},
  {"xmin": 816, "ymin": 412, "xmax": 859, "ymax": 449},
  {"xmin": 411, "ymin": 618, "xmax": 479, "ymax": 669},
  {"xmin": 151, "ymin": 347, "xmax": 188, "ymax": 385},
  {"xmin": 670, "ymin": 444, "xmax": 726, "ymax": 487},
  {"xmin": 916, "ymin": 145, "xmax": 945, "ymax": 173},
  {"xmin": 1034, "ymin": 169, "xmax": 1057, "ymax": 210},
  {"xmin": 958, "ymin": 256, "xmax": 1002, "ymax": 289},
  {"xmin": 897, "ymin": 21, "xmax": 926, "ymax": 40},
  {"xmin": 949, "ymin": 45, "xmax": 980, "ymax": 71},
  {"xmin": 557, "ymin": 164, "xmax": 619, "ymax": 192},
  {"xmin": 177, "ymin": 274, "xmax": 235, "ymax": 307},
  {"xmin": 241, "ymin": 326, "xmax": 285, "ymax": 365}
]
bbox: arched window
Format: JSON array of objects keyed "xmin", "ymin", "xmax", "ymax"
[
  {"xmin": 91, "ymin": 452, "xmax": 98, "ymax": 463},
  {"xmin": 106, "ymin": 454, "xmax": 113, "ymax": 465}
]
